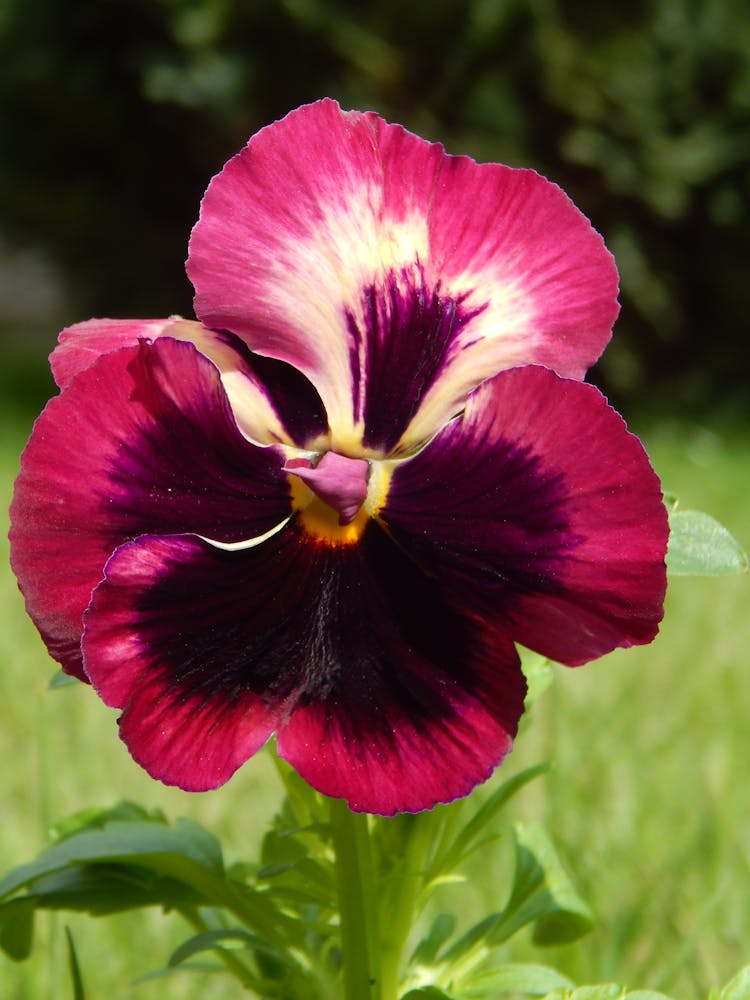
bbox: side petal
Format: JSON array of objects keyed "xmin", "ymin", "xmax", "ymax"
[
  {"xmin": 9, "ymin": 338, "xmax": 291, "ymax": 677},
  {"xmin": 82, "ymin": 525, "xmax": 526, "ymax": 813},
  {"xmin": 187, "ymin": 99, "xmax": 617, "ymax": 452},
  {"xmin": 51, "ymin": 317, "xmax": 329, "ymax": 448},
  {"xmin": 381, "ymin": 366, "xmax": 668, "ymax": 666}
]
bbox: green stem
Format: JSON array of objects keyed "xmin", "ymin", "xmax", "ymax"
[
  {"xmin": 379, "ymin": 816, "xmax": 433, "ymax": 999},
  {"xmin": 329, "ymin": 799, "xmax": 383, "ymax": 1000}
]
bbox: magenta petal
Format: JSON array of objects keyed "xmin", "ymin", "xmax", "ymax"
[
  {"xmin": 10, "ymin": 338, "xmax": 290, "ymax": 677},
  {"xmin": 382, "ymin": 365, "xmax": 668, "ymax": 666},
  {"xmin": 51, "ymin": 317, "xmax": 328, "ymax": 447},
  {"xmin": 188, "ymin": 99, "xmax": 618, "ymax": 451},
  {"xmin": 51, "ymin": 317, "xmax": 201, "ymax": 389},
  {"xmin": 83, "ymin": 536, "xmax": 278, "ymax": 789},
  {"xmin": 82, "ymin": 525, "xmax": 525, "ymax": 811}
]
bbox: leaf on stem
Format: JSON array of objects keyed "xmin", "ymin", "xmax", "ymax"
[
  {"xmin": 541, "ymin": 989, "xmax": 673, "ymax": 999},
  {"xmin": 168, "ymin": 928, "xmax": 290, "ymax": 967},
  {"xmin": 500, "ymin": 822, "xmax": 594, "ymax": 946},
  {"xmin": 666, "ymin": 509, "xmax": 747, "ymax": 576},
  {"xmin": 718, "ymin": 965, "xmax": 750, "ymax": 999},
  {"xmin": 427, "ymin": 765, "xmax": 549, "ymax": 885},
  {"xmin": 459, "ymin": 961, "xmax": 573, "ymax": 996}
]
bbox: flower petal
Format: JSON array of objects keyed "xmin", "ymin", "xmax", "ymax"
[
  {"xmin": 51, "ymin": 317, "xmax": 328, "ymax": 447},
  {"xmin": 381, "ymin": 365, "xmax": 668, "ymax": 666},
  {"xmin": 82, "ymin": 524, "xmax": 526, "ymax": 813},
  {"xmin": 187, "ymin": 98, "xmax": 617, "ymax": 452},
  {"xmin": 10, "ymin": 337, "xmax": 290, "ymax": 677},
  {"xmin": 83, "ymin": 536, "xmax": 278, "ymax": 789}
]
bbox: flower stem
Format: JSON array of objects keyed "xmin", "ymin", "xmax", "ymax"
[{"xmin": 329, "ymin": 798, "xmax": 383, "ymax": 1000}]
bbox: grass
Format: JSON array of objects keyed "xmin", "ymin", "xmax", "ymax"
[{"xmin": 0, "ymin": 408, "xmax": 747, "ymax": 998}]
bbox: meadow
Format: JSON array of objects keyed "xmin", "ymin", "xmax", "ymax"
[{"xmin": 0, "ymin": 409, "xmax": 747, "ymax": 999}]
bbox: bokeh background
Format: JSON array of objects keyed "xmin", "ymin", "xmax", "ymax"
[
  {"xmin": 1, "ymin": 0, "xmax": 750, "ymax": 422},
  {"xmin": 1, "ymin": 1, "xmax": 749, "ymax": 997}
]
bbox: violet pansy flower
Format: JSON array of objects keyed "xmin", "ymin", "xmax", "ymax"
[{"xmin": 10, "ymin": 100, "xmax": 668, "ymax": 814}]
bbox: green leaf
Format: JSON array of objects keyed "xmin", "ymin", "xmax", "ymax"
[
  {"xmin": 0, "ymin": 817, "xmax": 224, "ymax": 901},
  {"xmin": 624, "ymin": 992, "xmax": 674, "ymax": 999},
  {"xmin": 401, "ymin": 989, "xmax": 456, "ymax": 1000},
  {"xmin": 543, "ymin": 988, "xmax": 622, "ymax": 1000},
  {"xmin": 49, "ymin": 801, "xmax": 167, "ymax": 843},
  {"xmin": 519, "ymin": 648, "xmax": 556, "ymax": 707},
  {"xmin": 720, "ymin": 965, "xmax": 750, "ymax": 999},
  {"xmin": 541, "ymin": 989, "xmax": 672, "ymax": 1000},
  {"xmin": 65, "ymin": 926, "xmax": 86, "ymax": 1000},
  {"xmin": 0, "ymin": 808, "xmax": 293, "ymax": 948},
  {"xmin": 168, "ymin": 928, "xmax": 287, "ymax": 968},
  {"xmin": 0, "ymin": 898, "xmax": 34, "ymax": 960},
  {"xmin": 430, "ymin": 765, "xmax": 548, "ymax": 879},
  {"xmin": 133, "ymin": 962, "xmax": 225, "ymax": 984},
  {"xmin": 494, "ymin": 823, "xmax": 594, "ymax": 947},
  {"xmin": 48, "ymin": 669, "xmax": 79, "ymax": 689},
  {"xmin": 6, "ymin": 863, "xmax": 203, "ymax": 915},
  {"xmin": 411, "ymin": 913, "xmax": 456, "ymax": 966},
  {"xmin": 460, "ymin": 962, "xmax": 574, "ymax": 996},
  {"xmin": 667, "ymin": 510, "xmax": 748, "ymax": 576},
  {"xmin": 441, "ymin": 824, "xmax": 593, "ymax": 972}
]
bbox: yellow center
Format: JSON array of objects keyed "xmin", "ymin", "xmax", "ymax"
[{"xmin": 288, "ymin": 459, "xmax": 392, "ymax": 546}]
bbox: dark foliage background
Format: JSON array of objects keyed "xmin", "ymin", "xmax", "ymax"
[{"xmin": 1, "ymin": 0, "xmax": 748, "ymax": 419}]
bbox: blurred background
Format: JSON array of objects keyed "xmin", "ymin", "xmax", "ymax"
[
  {"xmin": 1, "ymin": 2, "xmax": 749, "ymax": 997},
  {"xmin": 1, "ymin": 0, "xmax": 749, "ymax": 422}
]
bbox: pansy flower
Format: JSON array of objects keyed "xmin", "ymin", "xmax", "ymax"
[{"xmin": 10, "ymin": 100, "xmax": 668, "ymax": 815}]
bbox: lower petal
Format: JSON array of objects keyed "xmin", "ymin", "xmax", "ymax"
[{"xmin": 81, "ymin": 525, "xmax": 526, "ymax": 813}]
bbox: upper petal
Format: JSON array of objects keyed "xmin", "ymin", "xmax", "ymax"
[
  {"xmin": 187, "ymin": 98, "xmax": 618, "ymax": 453},
  {"xmin": 51, "ymin": 317, "xmax": 329, "ymax": 448},
  {"xmin": 81, "ymin": 523, "xmax": 526, "ymax": 814},
  {"xmin": 381, "ymin": 365, "xmax": 668, "ymax": 666},
  {"xmin": 9, "ymin": 337, "xmax": 291, "ymax": 677}
]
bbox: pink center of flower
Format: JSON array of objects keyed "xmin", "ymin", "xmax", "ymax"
[{"xmin": 284, "ymin": 452, "xmax": 370, "ymax": 525}]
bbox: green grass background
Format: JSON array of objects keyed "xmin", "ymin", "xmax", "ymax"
[{"xmin": 0, "ymin": 411, "xmax": 747, "ymax": 998}]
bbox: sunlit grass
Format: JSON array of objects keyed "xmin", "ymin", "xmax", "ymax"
[{"xmin": 1, "ymin": 411, "xmax": 747, "ymax": 998}]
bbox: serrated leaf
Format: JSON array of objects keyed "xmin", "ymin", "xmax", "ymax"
[
  {"xmin": 667, "ymin": 510, "xmax": 748, "ymax": 575},
  {"xmin": 0, "ymin": 898, "xmax": 34, "ymax": 960},
  {"xmin": 460, "ymin": 962, "xmax": 574, "ymax": 996},
  {"xmin": 720, "ymin": 965, "xmax": 750, "ymax": 999}
]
